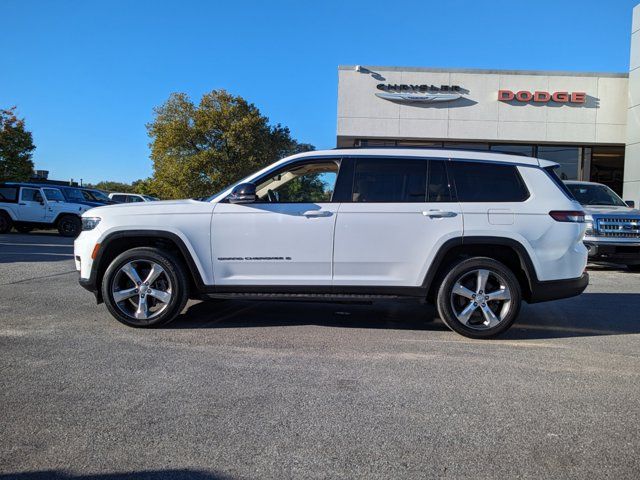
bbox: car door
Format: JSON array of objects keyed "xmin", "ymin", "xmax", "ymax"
[
  {"xmin": 42, "ymin": 187, "xmax": 69, "ymax": 221},
  {"xmin": 212, "ymin": 158, "xmax": 341, "ymax": 286},
  {"xmin": 333, "ymin": 157, "xmax": 463, "ymax": 287},
  {"xmin": 17, "ymin": 187, "xmax": 47, "ymax": 222}
]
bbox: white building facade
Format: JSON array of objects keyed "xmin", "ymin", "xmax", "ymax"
[{"xmin": 336, "ymin": 5, "xmax": 640, "ymax": 203}]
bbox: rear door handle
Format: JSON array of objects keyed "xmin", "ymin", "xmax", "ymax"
[
  {"xmin": 422, "ymin": 210, "xmax": 457, "ymax": 218},
  {"xmin": 303, "ymin": 210, "xmax": 333, "ymax": 218},
  {"xmin": 19, "ymin": 203, "xmax": 26, "ymax": 206}
]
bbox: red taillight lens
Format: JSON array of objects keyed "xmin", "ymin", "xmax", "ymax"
[{"xmin": 549, "ymin": 210, "xmax": 585, "ymax": 223}]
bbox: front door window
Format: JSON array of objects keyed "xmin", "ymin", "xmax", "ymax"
[{"xmin": 255, "ymin": 161, "xmax": 339, "ymax": 203}]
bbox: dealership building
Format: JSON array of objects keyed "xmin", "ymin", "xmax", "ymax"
[{"xmin": 336, "ymin": 5, "xmax": 640, "ymax": 203}]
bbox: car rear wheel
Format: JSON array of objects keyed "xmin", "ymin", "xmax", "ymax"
[
  {"xmin": 436, "ymin": 257, "xmax": 522, "ymax": 339},
  {"xmin": 57, "ymin": 215, "xmax": 81, "ymax": 237},
  {"xmin": 102, "ymin": 247, "xmax": 189, "ymax": 327},
  {"xmin": 628, "ymin": 265, "xmax": 640, "ymax": 272},
  {"xmin": 0, "ymin": 212, "xmax": 12, "ymax": 234}
]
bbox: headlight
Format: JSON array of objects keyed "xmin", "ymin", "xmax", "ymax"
[
  {"xmin": 82, "ymin": 217, "xmax": 101, "ymax": 231},
  {"xmin": 584, "ymin": 215, "xmax": 594, "ymax": 235}
]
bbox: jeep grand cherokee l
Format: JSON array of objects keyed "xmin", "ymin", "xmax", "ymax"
[{"xmin": 74, "ymin": 149, "xmax": 589, "ymax": 339}]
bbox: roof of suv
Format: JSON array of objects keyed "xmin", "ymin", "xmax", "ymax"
[{"xmin": 292, "ymin": 148, "xmax": 551, "ymax": 167}]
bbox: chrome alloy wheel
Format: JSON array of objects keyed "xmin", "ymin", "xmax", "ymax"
[
  {"xmin": 111, "ymin": 260, "xmax": 173, "ymax": 321},
  {"xmin": 449, "ymin": 268, "xmax": 512, "ymax": 330}
]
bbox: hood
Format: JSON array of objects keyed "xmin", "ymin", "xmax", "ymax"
[
  {"xmin": 581, "ymin": 205, "xmax": 640, "ymax": 216},
  {"xmin": 83, "ymin": 199, "xmax": 211, "ymax": 216}
]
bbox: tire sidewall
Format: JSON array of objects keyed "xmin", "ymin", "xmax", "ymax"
[
  {"xmin": 437, "ymin": 257, "xmax": 522, "ymax": 339},
  {"xmin": 102, "ymin": 248, "xmax": 188, "ymax": 327},
  {"xmin": 0, "ymin": 213, "xmax": 12, "ymax": 234},
  {"xmin": 57, "ymin": 215, "xmax": 81, "ymax": 237}
]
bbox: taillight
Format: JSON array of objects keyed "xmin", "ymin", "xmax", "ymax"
[{"xmin": 549, "ymin": 210, "xmax": 585, "ymax": 223}]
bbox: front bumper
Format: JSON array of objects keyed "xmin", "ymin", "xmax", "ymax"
[
  {"xmin": 528, "ymin": 272, "xmax": 589, "ymax": 303},
  {"xmin": 584, "ymin": 238, "xmax": 640, "ymax": 265}
]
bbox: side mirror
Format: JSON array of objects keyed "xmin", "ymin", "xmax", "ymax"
[
  {"xmin": 625, "ymin": 200, "xmax": 635, "ymax": 208},
  {"xmin": 228, "ymin": 183, "xmax": 257, "ymax": 204}
]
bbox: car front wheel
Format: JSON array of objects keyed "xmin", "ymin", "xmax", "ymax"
[
  {"xmin": 57, "ymin": 215, "xmax": 82, "ymax": 237},
  {"xmin": 102, "ymin": 247, "xmax": 189, "ymax": 327},
  {"xmin": 436, "ymin": 257, "xmax": 522, "ymax": 339}
]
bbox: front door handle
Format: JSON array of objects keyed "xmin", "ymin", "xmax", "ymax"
[
  {"xmin": 422, "ymin": 210, "xmax": 457, "ymax": 218},
  {"xmin": 303, "ymin": 210, "xmax": 333, "ymax": 218}
]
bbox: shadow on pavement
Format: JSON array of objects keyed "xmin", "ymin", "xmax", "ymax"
[
  {"xmin": 0, "ymin": 232, "xmax": 74, "ymax": 263},
  {"xmin": 167, "ymin": 292, "xmax": 640, "ymax": 340},
  {"xmin": 0, "ymin": 470, "xmax": 229, "ymax": 480},
  {"xmin": 170, "ymin": 299, "xmax": 443, "ymax": 332}
]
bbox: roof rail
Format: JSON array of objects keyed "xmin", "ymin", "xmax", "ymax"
[{"xmin": 332, "ymin": 145, "xmax": 533, "ymax": 157}]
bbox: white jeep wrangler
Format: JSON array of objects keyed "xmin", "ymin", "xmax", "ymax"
[
  {"xmin": 0, "ymin": 183, "xmax": 90, "ymax": 236},
  {"xmin": 74, "ymin": 149, "xmax": 589, "ymax": 339}
]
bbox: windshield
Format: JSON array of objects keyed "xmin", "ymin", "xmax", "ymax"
[
  {"xmin": 88, "ymin": 189, "xmax": 110, "ymax": 202},
  {"xmin": 142, "ymin": 195, "xmax": 159, "ymax": 201},
  {"xmin": 64, "ymin": 188, "xmax": 86, "ymax": 202},
  {"xmin": 43, "ymin": 188, "xmax": 65, "ymax": 202},
  {"xmin": 566, "ymin": 183, "xmax": 627, "ymax": 207}
]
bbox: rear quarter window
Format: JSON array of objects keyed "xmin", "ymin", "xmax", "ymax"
[
  {"xmin": 0, "ymin": 186, "xmax": 18, "ymax": 202},
  {"xmin": 450, "ymin": 161, "xmax": 530, "ymax": 202}
]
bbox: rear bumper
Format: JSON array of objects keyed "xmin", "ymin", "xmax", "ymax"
[{"xmin": 528, "ymin": 272, "xmax": 589, "ymax": 303}]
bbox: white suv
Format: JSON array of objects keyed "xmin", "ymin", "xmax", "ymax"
[
  {"xmin": 74, "ymin": 149, "xmax": 588, "ymax": 339},
  {"xmin": 0, "ymin": 183, "xmax": 91, "ymax": 236}
]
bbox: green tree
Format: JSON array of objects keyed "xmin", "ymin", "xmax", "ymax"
[
  {"xmin": 89, "ymin": 180, "xmax": 136, "ymax": 193},
  {"xmin": 0, "ymin": 107, "xmax": 35, "ymax": 181},
  {"xmin": 146, "ymin": 90, "xmax": 313, "ymax": 199}
]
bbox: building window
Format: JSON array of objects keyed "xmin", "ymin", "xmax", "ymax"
[
  {"xmin": 537, "ymin": 146, "xmax": 581, "ymax": 181},
  {"xmin": 590, "ymin": 146, "xmax": 625, "ymax": 195},
  {"xmin": 490, "ymin": 144, "xmax": 534, "ymax": 157},
  {"xmin": 443, "ymin": 142, "xmax": 489, "ymax": 151}
]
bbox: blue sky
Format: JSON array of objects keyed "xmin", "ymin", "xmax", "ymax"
[{"xmin": 1, "ymin": 0, "xmax": 639, "ymax": 184}]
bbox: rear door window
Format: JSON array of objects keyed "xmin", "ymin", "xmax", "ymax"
[
  {"xmin": 111, "ymin": 195, "xmax": 127, "ymax": 202},
  {"xmin": 352, "ymin": 158, "xmax": 427, "ymax": 202},
  {"xmin": 450, "ymin": 161, "xmax": 529, "ymax": 202},
  {"xmin": 427, "ymin": 160, "xmax": 453, "ymax": 202}
]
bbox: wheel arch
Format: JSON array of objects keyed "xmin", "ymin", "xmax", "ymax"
[
  {"xmin": 0, "ymin": 207, "xmax": 17, "ymax": 221},
  {"xmin": 423, "ymin": 236, "xmax": 539, "ymax": 303},
  {"xmin": 53, "ymin": 212, "xmax": 81, "ymax": 225},
  {"xmin": 91, "ymin": 230, "xmax": 206, "ymax": 302}
]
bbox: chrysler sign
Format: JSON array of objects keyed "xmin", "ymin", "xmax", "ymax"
[
  {"xmin": 376, "ymin": 84, "xmax": 464, "ymax": 103},
  {"xmin": 498, "ymin": 89, "xmax": 586, "ymax": 104}
]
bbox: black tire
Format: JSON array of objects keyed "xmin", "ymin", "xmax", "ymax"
[
  {"xmin": 56, "ymin": 215, "xmax": 81, "ymax": 237},
  {"xmin": 436, "ymin": 257, "xmax": 522, "ymax": 339},
  {"xmin": 15, "ymin": 225, "xmax": 33, "ymax": 234},
  {"xmin": 0, "ymin": 212, "xmax": 12, "ymax": 234},
  {"xmin": 627, "ymin": 265, "xmax": 640, "ymax": 272},
  {"xmin": 102, "ymin": 247, "xmax": 189, "ymax": 327}
]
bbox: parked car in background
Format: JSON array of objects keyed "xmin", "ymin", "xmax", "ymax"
[
  {"xmin": 75, "ymin": 148, "xmax": 588, "ymax": 339},
  {"xmin": 108, "ymin": 193, "xmax": 159, "ymax": 203},
  {"xmin": 0, "ymin": 182, "xmax": 91, "ymax": 236},
  {"xmin": 565, "ymin": 180, "xmax": 640, "ymax": 271},
  {"xmin": 57, "ymin": 186, "xmax": 106, "ymax": 208},
  {"xmin": 84, "ymin": 188, "xmax": 116, "ymax": 204}
]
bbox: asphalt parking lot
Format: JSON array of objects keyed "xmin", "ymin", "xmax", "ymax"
[{"xmin": 1, "ymin": 233, "xmax": 639, "ymax": 480}]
